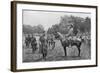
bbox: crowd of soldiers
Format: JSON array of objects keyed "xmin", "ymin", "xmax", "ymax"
[
  {"xmin": 25, "ymin": 34, "xmax": 37, "ymax": 53},
  {"xmin": 24, "ymin": 23, "xmax": 91, "ymax": 59},
  {"xmin": 24, "ymin": 33, "xmax": 55, "ymax": 59}
]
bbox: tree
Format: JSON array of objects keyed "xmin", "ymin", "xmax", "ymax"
[
  {"xmin": 23, "ymin": 25, "xmax": 33, "ymax": 34},
  {"xmin": 47, "ymin": 24, "xmax": 59, "ymax": 34},
  {"xmin": 32, "ymin": 24, "xmax": 45, "ymax": 33},
  {"xmin": 84, "ymin": 17, "xmax": 91, "ymax": 32},
  {"xmin": 47, "ymin": 15, "xmax": 90, "ymax": 35},
  {"xmin": 23, "ymin": 24, "xmax": 45, "ymax": 34},
  {"xmin": 78, "ymin": 17, "xmax": 91, "ymax": 33}
]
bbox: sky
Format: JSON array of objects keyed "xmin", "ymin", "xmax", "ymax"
[{"xmin": 23, "ymin": 10, "xmax": 91, "ymax": 31}]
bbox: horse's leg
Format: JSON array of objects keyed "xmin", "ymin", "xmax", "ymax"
[
  {"xmin": 49, "ymin": 41, "xmax": 51, "ymax": 49},
  {"xmin": 63, "ymin": 46, "xmax": 67, "ymax": 56},
  {"xmin": 48, "ymin": 41, "xmax": 50, "ymax": 49},
  {"xmin": 25, "ymin": 42, "xmax": 27, "ymax": 48},
  {"xmin": 28, "ymin": 42, "xmax": 29, "ymax": 48},
  {"xmin": 27, "ymin": 42, "xmax": 29, "ymax": 48},
  {"xmin": 41, "ymin": 45, "xmax": 45, "ymax": 59},
  {"xmin": 52, "ymin": 42, "xmax": 55, "ymax": 50},
  {"xmin": 43, "ymin": 51, "xmax": 47, "ymax": 60},
  {"xmin": 32, "ymin": 46, "xmax": 34, "ymax": 53},
  {"xmin": 42, "ymin": 47, "xmax": 47, "ymax": 60},
  {"xmin": 77, "ymin": 47, "xmax": 81, "ymax": 56}
]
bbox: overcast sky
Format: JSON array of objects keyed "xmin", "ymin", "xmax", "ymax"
[{"xmin": 23, "ymin": 10, "xmax": 91, "ymax": 30}]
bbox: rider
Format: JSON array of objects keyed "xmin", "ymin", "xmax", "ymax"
[
  {"xmin": 65, "ymin": 23, "xmax": 81, "ymax": 47},
  {"xmin": 65, "ymin": 23, "xmax": 74, "ymax": 40}
]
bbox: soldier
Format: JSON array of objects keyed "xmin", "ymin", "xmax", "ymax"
[
  {"xmin": 65, "ymin": 23, "xmax": 74, "ymax": 38},
  {"xmin": 25, "ymin": 34, "xmax": 31, "ymax": 48},
  {"xmin": 31, "ymin": 35, "xmax": 37, "ymax": 53},
  {"xmin": 39, "ymin": 32, "xmax": 48, "ymax": 60},
  {"xmin": 65, "ymin": 23, "xmax": 78, "ymax": 47}
]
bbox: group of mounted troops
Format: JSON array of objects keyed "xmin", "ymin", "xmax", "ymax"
[
  {"xmin": 24, "ymin": 32, "xmax": 55, "ymax": 59},
  {"xmin": 24, "ymin": 23, "xmax": 91, "ymax": 60},
  {"xmin": 25, "ymin": 34, "xmax": 37, "ymax": 53}
]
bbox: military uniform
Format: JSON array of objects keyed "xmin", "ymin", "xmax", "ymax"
[
  {"xmin": 39, "ymin": 35, "xmax": 48, "ymax": 59},
  {"xmin": 31, "ymin": 36, "xmax": 37, "ymax": 53}
]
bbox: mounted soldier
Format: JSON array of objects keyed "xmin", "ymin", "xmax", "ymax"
[
  {"xmin": 65, "ymin": 24, "xmax": 74, "ymax": 37},
  {"xmin": 65, "ymin": 23, "xmax": 81, "ymax": 48},
  {"xmin": 66, "ymin": 22, "xmax": 80, "ymax": 38},
  {"xmin": 65, "ymin": 23, "xmax": 74, "ymax": 40}
]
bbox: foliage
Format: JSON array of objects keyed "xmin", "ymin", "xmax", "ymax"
[
  {"xmin": 23, "ymin": 15, "xmax": 91, "ymax": 35},
  {"xmin": 23, "ymin": 24, "xmax": 45, "ymax": 34},
  {"xmin": 47, "ymin": 15, "xmax": 91, "ymax": 34}
]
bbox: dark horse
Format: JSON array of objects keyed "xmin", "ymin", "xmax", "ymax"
[{"xmin": 55, "ymin": 32, "xmax": 84, "ymax": 56}]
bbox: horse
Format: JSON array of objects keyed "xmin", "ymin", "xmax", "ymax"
[{"xmin": 55, "ymin": 32, "xmax": 84, "ymax": 56}]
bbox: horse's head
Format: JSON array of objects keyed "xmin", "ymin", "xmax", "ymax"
[
  {"xmin": 54, "ymin": 32, "xmax": 66, "ymax": 42},
  {"xmin": 53, "ymin": 32, "xmax": 59, "ymax": 39},
  {"xmin": 54, "ymin": 32, "xmax": 63, "ymax": 39}
]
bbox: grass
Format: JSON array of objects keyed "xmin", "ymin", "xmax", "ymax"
[{"xmin": 23, "ymin": 39, "xmax": 91, "ymax": 62}]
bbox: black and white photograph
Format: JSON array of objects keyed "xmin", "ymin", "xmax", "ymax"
[
  {"xmin": 22, "ymin": 10, "xmax": 91, "ymax": 62},
  {"xmin": 11, "ymin": 1, "xmax": 97, "ymax": 71}
]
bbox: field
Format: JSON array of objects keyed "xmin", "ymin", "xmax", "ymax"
[{"xmin": 23, "ymin": 36, "xmax": 91, "ymax": 62}]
